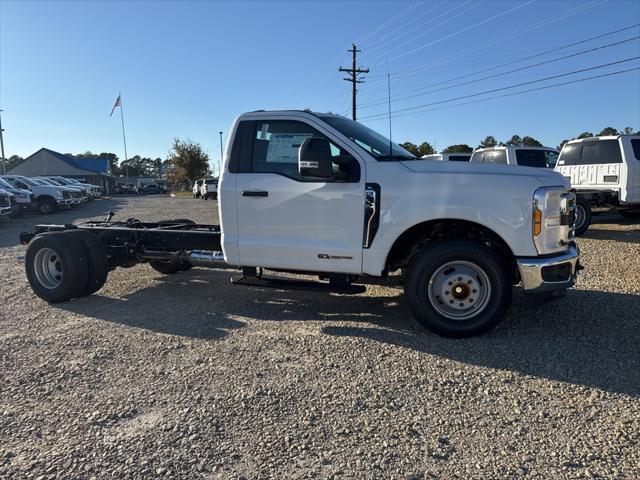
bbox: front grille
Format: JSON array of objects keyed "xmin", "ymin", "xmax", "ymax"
[
  {"xmin": 0, "ymin": 194, "xmax": 9, "ymax": 207},
  {"xmin": 62, "ymin": 191, "xmax": 71, "ymax": 199}
]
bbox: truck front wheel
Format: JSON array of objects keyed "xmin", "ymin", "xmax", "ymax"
[
  {"xmin": 574, "ymin": 198, "xmax": 591, "ymax": 236},
  {"xmin": 404, "ymin": 240, "xmax": 512, "ymax": 338}
]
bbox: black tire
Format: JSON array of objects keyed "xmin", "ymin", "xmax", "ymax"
[
  {"xmin": 25, "ymin": 232, "xmax": 88, "ymax": 303},
  {"xmin": 404, "ymin": 240, "xmax": 512, "ymax": 338},
  {"xmin": 37, "ymin": 197, "xmax": 57, "ymax": 215},
  {"xmin": 574, "ymin": 198, "xmax": 591, "ymax": 236},
  {"xmin": 67, "ymin": 230, "xmax": 109, "ymax": 296}
]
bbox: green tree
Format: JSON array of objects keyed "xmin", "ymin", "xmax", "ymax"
[
  {"xmin": 479, "ymin": 136, "xmax": 497, "ymax": 148},
  {"xmin": 622, "ymin": 127, "xmax": 635, "ymax": 135},
  {"xmin": 166, "ymin": 138, "xmax": 210, "ymax": 185},
  {"xmin": 442, "ymin": 144, "xmax": 473, "ymax": 153},
  {"xmin": 399, "ymin": 142, "xmax": 419, "ymax": 156},
  {"xmin": 521, "ymin": 136, "xmax": 543, "ymax": 147},
  {"xmin": 5, "ymin": 155, "xmax": 23, "ymax": 170},
  {"xmin": 598, "ymin": 127, "xmax": 618, "ymax": 136},
  {"xmin": 577, "ymin": 132, "xmax": 593, "ymax": 139},
  {"xmin": 505, "ymin": 134, "xmax": 522, "ymax": 146},
  {"xmin": 557, "ymin": 139, "xmax": 569, "ymax": 150},
  {"xmin": 418, "ymin": 142, "xmax": 436, "ymax": 156}
]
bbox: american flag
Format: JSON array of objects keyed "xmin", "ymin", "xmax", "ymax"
[{"xmin": 110, "ymin": 94, "xmax": 122, "ymax": 117}]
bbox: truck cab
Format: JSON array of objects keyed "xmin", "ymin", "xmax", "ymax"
[
  {"xmin": 421, "ymin": 153, "xmax": 471, "ymax": 162},
  {"xmin": 471, "ymin": 146, "xmax": 559, "ymax": 169}
]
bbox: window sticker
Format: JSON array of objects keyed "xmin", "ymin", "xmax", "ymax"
[
  {"xmin": 265, "ymin": 133, "xmax": 313, "ymax": 163},
  {"xmin": 259, "ymin": 123, "xmax": 270, "ymax": 140}
]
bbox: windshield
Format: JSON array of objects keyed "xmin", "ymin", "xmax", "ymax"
[
  {"xmin": 0, "ymin": 178, "xmax": 14, "ymax": 189},
  {"xmin": 53, "ymin": 177, "xmax": 72, "ymax": 185},
  {"xmin": 36, "ymin": 178, "xmax": 56, "ymax": 186},
  {"xmin": 14, "ymin": 176, "xmax": 39, "ymax": 186},
  {"xmin": 318, "ymin": 115, "xmax": 416, "ymax": 160}
]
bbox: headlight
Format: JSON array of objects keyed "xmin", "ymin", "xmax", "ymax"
[
  {"xmin": 56, "ymin": 191, "xmax": 64, "ymax": 199},
  {"xmin": 533, "ymin": 187, "xmax": 575, "ymax": 254},
  {"xmin": 16, "ymin": 192, "xmax": 29, "ymax": 199}
]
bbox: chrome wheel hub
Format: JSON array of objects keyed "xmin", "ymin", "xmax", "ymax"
[
  {"xmin": 427, "ymin": 261, "xmax": 491, "ymax": 321},
  {"xmin": 34, "ymin": 247, "xmax": 63, "ymax": 289}
]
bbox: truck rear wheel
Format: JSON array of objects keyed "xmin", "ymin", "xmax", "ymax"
[
  {"xmin": 25, "ymin": 232, "xmax": 88, "ymax": 303},
  {"xmin": 574, "ymin": 198, "xmax": 591, "ymax": 236},
  {"xmin": 67, "ymin": 230, "xmax": 110, "ymax": 296},
  {"xmin": 404, "ymin": 240, "xmax": 511, "ymax": 338}
]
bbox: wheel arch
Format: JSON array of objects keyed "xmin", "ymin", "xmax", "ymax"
[{"xmin": 385, "ymin": 218, "xmax": 517, "ymax": 277}]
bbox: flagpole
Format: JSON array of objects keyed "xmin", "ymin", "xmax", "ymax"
[{"xmin": 119, "ymin": 94, "xmax": 129, "ymax": 185}]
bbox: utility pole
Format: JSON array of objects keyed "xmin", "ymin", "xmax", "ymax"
[
  {"xmin": 0, "ymin": 110, "xmax": 6, "ymax": 175},
  {"xmin": 339, "ymin": 44, "xmax": 369, "ymax": 121},
  {"xmin": 218, "ymin": 131, "xmax": 224, "ymax": 177}
]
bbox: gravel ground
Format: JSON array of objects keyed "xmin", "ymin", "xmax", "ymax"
[{"xmin": 1, "ymin": 195, "xmax": 639, "ymax": 479}]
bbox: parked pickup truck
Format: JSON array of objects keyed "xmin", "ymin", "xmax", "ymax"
[
  {"xmin": 0, "ymin": 189, "xmax": 12, "ymax": 219},
  {"xmin": 421, "ymin": 153, "xmax": 471, "ymax": 162},
  {"xmin": 201, "ymin": 177, "xmax": 218, "ymax": 200},
  {"xmin": 1, "ymin": 175, "xmax": 76, "ymax": 214},
  {"xmin": 471, "ymin": 146, "xmax": 559, "ymax": 169},
  {"xmin": 555, "ymin": 135, "xmax": 640, "ymax": 235},
  {"xmin": 19, "ymin": 111, "xmax": 581, "ymax": 337},
  {"xmin": 0, "ymin": 177, "xmax": 34, "ymax": 216}
]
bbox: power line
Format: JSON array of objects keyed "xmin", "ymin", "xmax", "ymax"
[
  {"xmin": 276, "ymin": 1, "xmax": 424, "ymax": 109},
  {"xmin": 362, "ymin": 22, "xmax": 639, "ymax": 96},
  {"xmin": 358, "ymin": 35, "xmax": 639, "ymax": 110},
  {"xmin": 338, "ymin": 44, "xmax": 370, "ymax": 120},
  {"xmin": 362, "ymin": 66, "xmax": 640, "ymax": 122},
  {"xmin": 375, "ymin": 0, "xmax": 535, "ymax": 66},
  {"xmin": 363, "ymin": 0, "xmax": 606, "ymax": 90},
  {"xmin": 359, "ymin": 56, "xmax": 640, "ymax": 120},
  {"xmin": 360, "ymin": 0, "xmax": 476, "ymax": 63}
]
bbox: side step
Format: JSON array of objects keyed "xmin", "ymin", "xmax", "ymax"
[{"xmin": 231, "ymin": 273, "xmax": 366, "ymax": 295}]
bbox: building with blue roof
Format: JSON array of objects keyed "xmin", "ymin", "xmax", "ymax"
[{"xmin": 8, "ymin": 148, "xmax": 114, "ymax": 193}]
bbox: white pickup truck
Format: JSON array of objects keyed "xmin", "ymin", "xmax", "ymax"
[
  {"xmin": 2, "ymin": 175, "xmax": 76, "ymax": 214},
  {"xmin": 471, "ymin": 146, "xmax": 559, "ymax": 168},
  {"xmin": 19, "ymin": 111, "xmax": 581, "ymax": 337},
  {"xmin": 555, "ymin": 135, "xmax": 640, "ymax": 235}
]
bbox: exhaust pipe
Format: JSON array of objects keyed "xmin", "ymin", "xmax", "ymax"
[
  {"xmin": 140, "ymin": 249, "xmax": 228, "ymax": 269},
  {"xmin": 189, "ymin": 250, "xmax": 227, "ymax": 268}
]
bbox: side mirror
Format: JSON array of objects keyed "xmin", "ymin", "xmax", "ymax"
[{"xmin": 298, "ymin": 137, "xmax": 333, "ymax": 179}]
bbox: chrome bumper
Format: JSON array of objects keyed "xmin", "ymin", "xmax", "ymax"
[
  {"xmin": 517, "ymin": 245, "xmax": 581, "ymax": 294},
  {"xmin": 0, "ymin": 206, "xmax": 11, "ymax": 217}
]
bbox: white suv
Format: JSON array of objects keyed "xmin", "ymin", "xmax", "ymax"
[
  {"xmin": 201, "ymin": 177, "xmax": 218, "ymax": 200},
  {"xmin": 555, "ymin": 135, "xmax": 640, "ymax": 234}
]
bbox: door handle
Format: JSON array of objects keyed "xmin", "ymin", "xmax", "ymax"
[{"xmin": 242, "ymin": 190, "xmax": 269, "ymax": 197}]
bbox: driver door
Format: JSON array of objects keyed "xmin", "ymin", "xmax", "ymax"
[{"xmin": 235, "ymin": 119, "xmax": 365, "ymax": 274}]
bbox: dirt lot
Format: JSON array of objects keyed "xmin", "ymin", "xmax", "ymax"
[{"xmin": 1, "ymin": 195, "xmax": 639, "ymax": 479}]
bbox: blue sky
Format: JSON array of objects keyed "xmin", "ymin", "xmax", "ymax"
[{"xmin": 1, "ymin": 0, "xmax": 639, "ymax": 172}]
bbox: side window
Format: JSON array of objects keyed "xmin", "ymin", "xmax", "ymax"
[
  {"xmin": 484, "ymin": 151, "xmax": 507, "ymax": 164},
  {"xmin": 630, "ymin": 139, "xmax": 640, "ymax": 161},
  {"xmin": 251, "ymin": 121, "xmax": 355, "ymax": 181},
  {"xmin": 515, "ymin": 150, "xmax": 547, "ymax": 168},
  {"xmin": 545, "ymin": 151, "xmax": 558, "ymax": 168},
  {"xmin": 581, "ymin": 140, "xmax": 622, "ymax": 164},
  {"xmin": 558, "ymin": 144, "xmax": 581, "ymax": 166}
]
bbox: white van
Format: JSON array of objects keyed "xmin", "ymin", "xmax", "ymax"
[
  {"xmin": 421, "ymin": 153, "xmax": 471, "ymax": 162},
  {"xmin": 555, "ymin": 135, "xmax": 640, "ymax": 234},
  {"xmin": 470, "ymin": 146, "xmax": 559, "ymax": 168}
]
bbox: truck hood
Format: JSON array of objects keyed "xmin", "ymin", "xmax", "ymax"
[
  {"xmin": 400, "ymin": 160, "xmax": 570, "ymax": 188},
  {"xmin": 29, "ymin": 185, "xmax": 63, "ymax": 193}
]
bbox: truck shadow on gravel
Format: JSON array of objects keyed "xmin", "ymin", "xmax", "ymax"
[
  {"xmin": 324, "ymin": 288, "xmax": 640, "ymax": 398},
  {"xmin": 55, "ymin": 268, "xmax": 640, "ymax": 397},
  {"xmin": 583, "ymin": 226, "xmax": 640, "ymax": 244}
]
